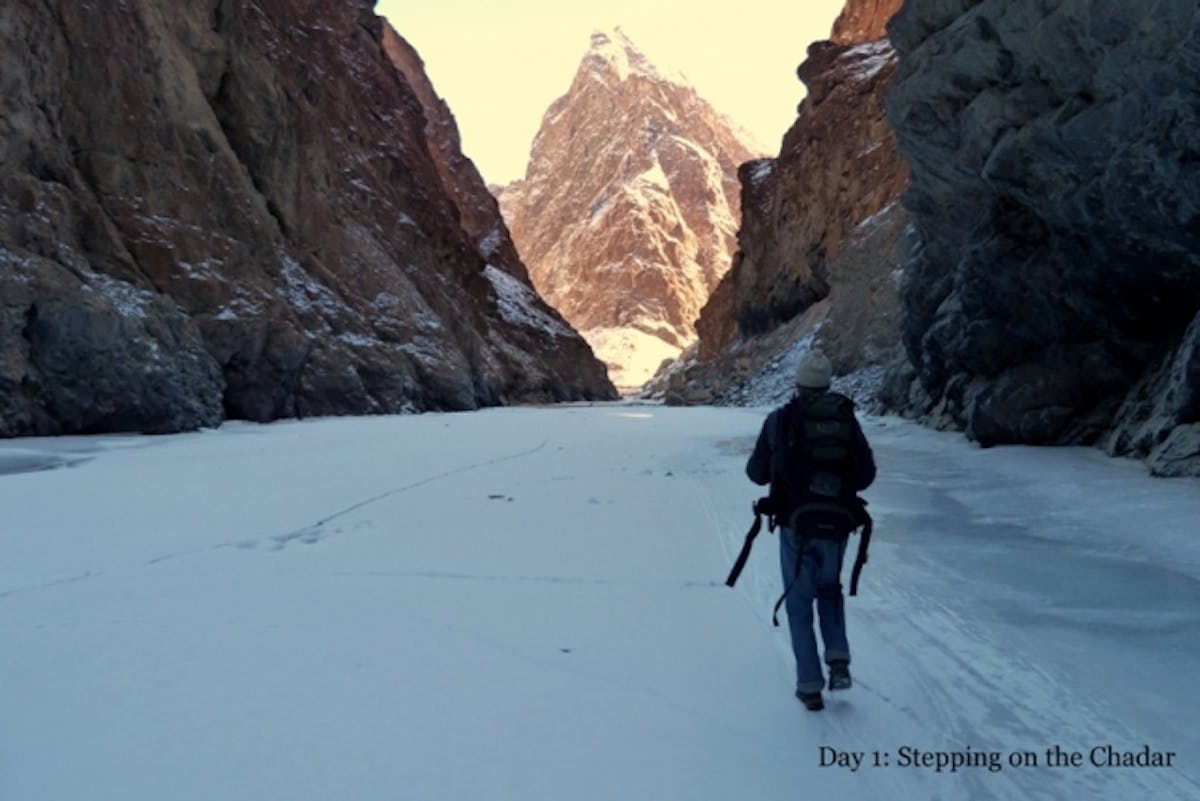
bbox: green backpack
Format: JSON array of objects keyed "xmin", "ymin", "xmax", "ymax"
[{"xmin": 773, "ymin": 392, "xmax": 864, "ymax": 538}]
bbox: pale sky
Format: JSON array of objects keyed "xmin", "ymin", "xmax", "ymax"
[{"xmin": 376, "ymin": 0, "xmax": 847, "ymax": 185}]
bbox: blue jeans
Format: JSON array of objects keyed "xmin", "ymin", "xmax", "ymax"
[{"xmin": 779, "ymin": 527, "xmax": 850, "ymax": 693}]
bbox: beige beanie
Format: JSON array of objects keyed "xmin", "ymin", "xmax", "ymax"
[{"xmin": 795, "ymin": 348, "xmax": 832, "ymax": 389}]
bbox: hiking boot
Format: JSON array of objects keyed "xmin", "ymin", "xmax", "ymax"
[
  {"xmin": 827, "ymin": 660, "xmax": 852, "ymax": 691},
  {"xmin": 795, "ymin": 690, "xmax": 825, "ymax": 711}
]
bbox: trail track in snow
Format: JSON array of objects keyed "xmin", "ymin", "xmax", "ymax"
[{"xmin": 262, "ymin": 438, "xmax": 550, "ymax": 551}]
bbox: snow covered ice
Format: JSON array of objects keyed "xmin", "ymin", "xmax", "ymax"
[{"xmin": 2, "ymin": 405, "xmax": 1199, "ymax": 800}]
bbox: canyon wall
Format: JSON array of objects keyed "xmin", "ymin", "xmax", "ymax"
[
  {"xmin": 885, "ymin": 0, "xmax": 1200, "ymax": 475},
  {"xmin": 656, "ymin": 0, "xmax": 907, "ymax": 405},
  {"xmin": 0, "ymin": 0, "xmax": 613, "ymax": 436}
]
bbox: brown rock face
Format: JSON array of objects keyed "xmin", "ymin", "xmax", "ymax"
[
  {"xmin": 498, "ymin": 29, "xmax": 762, "ymax": 389},
  {"xmin": 380, "ymin": 24, "xmax": 529, "ymax": 283},
  {"xmin": 649, "ymin": 200, "xmax": 907, "ymax": 408},
  {"xmin": 0, "ymin": 0, "xmax": 614, "ymax": 436},
  {"xmin": 695, "ymin": 13, "xmax": 908, "ymax": 362},
  {"xmin": 832, "ymin": 0, "xmax": 904, "ymax": 44},
  {"xmin": 653, "ymin": 0, "xmax": 907, "ymax": 406}
]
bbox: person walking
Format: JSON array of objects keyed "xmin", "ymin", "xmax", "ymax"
[{"xmin": 745, "ymin": 349, "xmax": 876, "ymax": 711}]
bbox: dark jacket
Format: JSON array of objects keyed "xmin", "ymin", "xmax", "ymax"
[{"xmin": 746, "ymin": 390, "xmax": 876, "ymax": 502}]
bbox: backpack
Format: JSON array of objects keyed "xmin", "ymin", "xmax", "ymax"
[
  {"xmin": 726, "ymin": 392, "xmax": 874, "ymax": 604},
  {"xmin": 772, "ymin": 392, "xmax": 863, "ymax": 538}
]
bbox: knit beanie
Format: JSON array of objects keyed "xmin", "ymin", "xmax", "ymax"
[{"xmin": 794, "ymin": 349, "xmax": 832, "ymax": 390}]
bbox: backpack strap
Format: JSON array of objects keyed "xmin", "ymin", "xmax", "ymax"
[
  {"xmin": 766, "ymin": 401, "xmax": 799, "ymax": 509},
  {"xmin": 771, "ymin": 532, "xmax": 810, "ymax": 627},
  {"xmin": 772, "ymin": 499, "xmax": 873, "ymax": 624},
  {"xmin": 848, "ymin": 500, "xmax": 873, "ymax": 597},
  {"xmin": 724, "ymin": 497, "xmax": 775, "ymax": 588}
]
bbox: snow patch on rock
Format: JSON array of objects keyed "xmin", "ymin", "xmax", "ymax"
[
  {"xmin": 584, "ymin": 326, "xmax": 682, "ymax": 393},
  {"xmin": 281, "ymin": 256, "xmax": 342, "ymax": 317},
  {"xmin": 586, "ymin": 27, "xmax": 688, "ymax": 87},
  {"xmin": 81, "ymin": 273, "xmax": 154, "ymax": 319},
  {"xmin": 484, "ymin": 265, "xmax": 573, "ymax": 338},
  {"xmin": 843, "ymin": 40, "xmax": 895, "ymax": 81},
  {"xmin": 478, "ymin": 226, "xmax": 503, "ymax": 259}
]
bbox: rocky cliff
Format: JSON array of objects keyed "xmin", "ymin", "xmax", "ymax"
[
  {"xmin": 885, "ymin": 0, "xmax": 1200, "ymax": 476},
  {"xmin": 380, "ymin": 24, "xmax": 530, "ymax": 284},
  {"xmin": 498, "ymin": 29, "xmax": 762, "ymax": 390},
  {"xmin": 657, "ymin": 0, "xmax": 907, "ymax": 404},
  {"xmin": 0, "ymin": 0, "xmax": 614, "ymax": 437},
  {"xmin": 832, "ymin": 0, "xmax": 901, "ymax": 44}
]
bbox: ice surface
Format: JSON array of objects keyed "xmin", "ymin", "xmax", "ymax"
[{"xmin": 2, "ymin": 407, "xmax": 1198, "ymax": 801}]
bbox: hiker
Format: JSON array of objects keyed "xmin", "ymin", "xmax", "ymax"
[{"xmin": 745, "ymin": 349, "xmax": 876, "ymax": 711}]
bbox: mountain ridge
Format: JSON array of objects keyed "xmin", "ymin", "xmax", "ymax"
[{"xmin": 498, "ymin": 29, "xmax": 763, "ymax": 389}]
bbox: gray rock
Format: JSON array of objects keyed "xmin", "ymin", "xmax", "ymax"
[
  {"xmin": 886, "ymin": 0, "xmax": 1200, "ymax": 474},
  {"xmin": 1105, "ymin": 311, "xmax": 1200, "ymax": 475},
  {"xmin": 0, "ymin": 254, "xmax": 224, "ymax": 435},
  {"xmin": 1149, "ymin": 424, "xmax": 1200, "ymax": 478}
]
